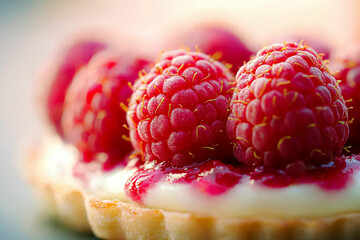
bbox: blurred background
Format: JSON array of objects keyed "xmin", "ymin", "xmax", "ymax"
[{"xmin": 0, "ymin": 0, "xmax": 358, "ymax": 239}]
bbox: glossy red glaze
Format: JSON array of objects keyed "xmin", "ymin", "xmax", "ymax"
[{"xmin": 125, "ymin": 154, "xmax": 360, "ymax": 203}]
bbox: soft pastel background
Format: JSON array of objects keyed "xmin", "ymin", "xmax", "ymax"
[{"xmin": 0, "ymin": 0, "xmax": 358, "ymax": 239}]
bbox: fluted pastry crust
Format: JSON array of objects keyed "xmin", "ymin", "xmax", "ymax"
[{"xmin": 86, "ymin": 197, "xmax": 360, "ymax": 240}]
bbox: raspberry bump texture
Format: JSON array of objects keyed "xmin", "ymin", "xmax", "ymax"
[
  {"xmin": 334, "ymin": 46, "xmax": 360, "ymax": 152},
  {"xmin": 270, "ymin": 35, "xmax": 332, "ymax": 60},
  {"xmin": 62, "ymin": 51, "xmax": 150, "ymax": 167},
  {"xmin": 46, "ymin": 40, "xmax": 107, "ymax": 136},
  {"xmin": 127, "ymin": 49, "xmax": 234, "ymax": 167},
  {"xmin": 169, "ymin": 26, "xmax": 253, "ymax": 74},
  {"xmin": 227, "ymin": 42, "xmax": 349, "ymax": 168}
]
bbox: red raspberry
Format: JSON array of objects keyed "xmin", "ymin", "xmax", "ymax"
[
  {"xmin": 168, "ymin": 25, "xmax": 253, "ymax": 74},
  {"xmin": 127, "ymin": 49, "xmax": 234, "ymax": 167},
  {"xmin": 333, "ymin": 46, "xmax": 360, "ymax": 152},
  {"xmin": 227, "ymin": 42, "xmax": 349, "ymax": 168},
  {"xmin": 46, "ymin": 40, "xmax": 107, "ymax": 136},
  {"xmin": 270, "ymin": 35, "xmax": 331, "ymax": 59},
  {"xmin": 62, "ymin": 51, "xmax": 150, "ymax": 168}
]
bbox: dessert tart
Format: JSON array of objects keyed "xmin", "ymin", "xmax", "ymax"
[
  {"xmin": 27, "ymin": 135, "xmax": 360, "ymax": 239},
  {"xmin": 25, "ymin": 135, "xmax": 90, "ymax": 232},
  {"xmin": 25, "ymin": 42, "xmax": 360, "ymax": 240}
]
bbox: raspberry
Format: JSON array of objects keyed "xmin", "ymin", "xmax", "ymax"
[
  {"xmin": 127, "ymin": 49, "xmax": 234, "ymax": 167},
  {"xmin": 333, "ymin": 46, "xmax": 360, "ymax": 152},
  {"xmin": 62, "ymin": 51, "xmax": 150, "ymax": 167},
  {"xmin": 46, "ymin": 40, "xmax": 107, "ymax": 136},
  {"xmin": 270, "ymin": 35, "xmax": 331, "ymax": 59},
  {"xmin": 227, "ymin": 42, "xmax": 349, "ymax": 168},
  {"xmin": 168, "ymin": 25, "xmax": 253, "ymax": 74}
]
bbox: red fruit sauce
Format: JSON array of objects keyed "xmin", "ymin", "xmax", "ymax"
[{"xmin": 124, "ymin": 154, "xmax": 360, "ymax": 204}]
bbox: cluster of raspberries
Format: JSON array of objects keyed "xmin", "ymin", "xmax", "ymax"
[{"xmin": 47, "ymin": 39, "xmax": 350, "ymax": 170}]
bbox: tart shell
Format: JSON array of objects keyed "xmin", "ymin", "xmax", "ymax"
[
  {"xmin": 25, "ymin": 142, "xmax": 360, "ymax": 239},
  {"xmin": 86, "ymin": 197, "xmax": 360, "ymax": 240},
  {"xmin": 24, "ymin": 142, "xmax": 91, "ymax": 233}
]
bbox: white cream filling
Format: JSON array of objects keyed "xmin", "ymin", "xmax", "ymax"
[
  {"xmin": 144, "ymin": 174, "xmax": 360, "ymax": 218},
  {"xmin": 38, "ymin": 135, "xmax": 132, "ymax": 201},
  {"xmin": 38, "ymin": 136, "xmax": 78, "ymax": 186},
  {"xmin": 40, "ymin": 135, "xmax": 360, "ymax": 218},
  {"xmin": 85, "ymin": 163, "xmax": 136, "ymax": 202}
]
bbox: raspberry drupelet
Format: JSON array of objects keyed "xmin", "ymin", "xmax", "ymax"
[
  {"xmin": 269, "ymin": 35, "xmax": 332, "ymax": 60},
  {"xmin": 333, "ymin": 46, "xmax": 360, "ymax": 152},
  {"xmin": 127, "ymin": 49, "xmax": 234, "ymax": 167},
  {"xmin": 46, "ymin": 40, "xmax": 107, "ymax": 136},
  {"xmin": 169, "ymin": 25, "xmax": 253, "ymax": 75},
  {"xmin": 227, "ymin": 42, "xmax": 349, "ymax": 169},
  {"xmin": 62, "ymin": 51, "xmax": 150, "ymax": 168}
]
